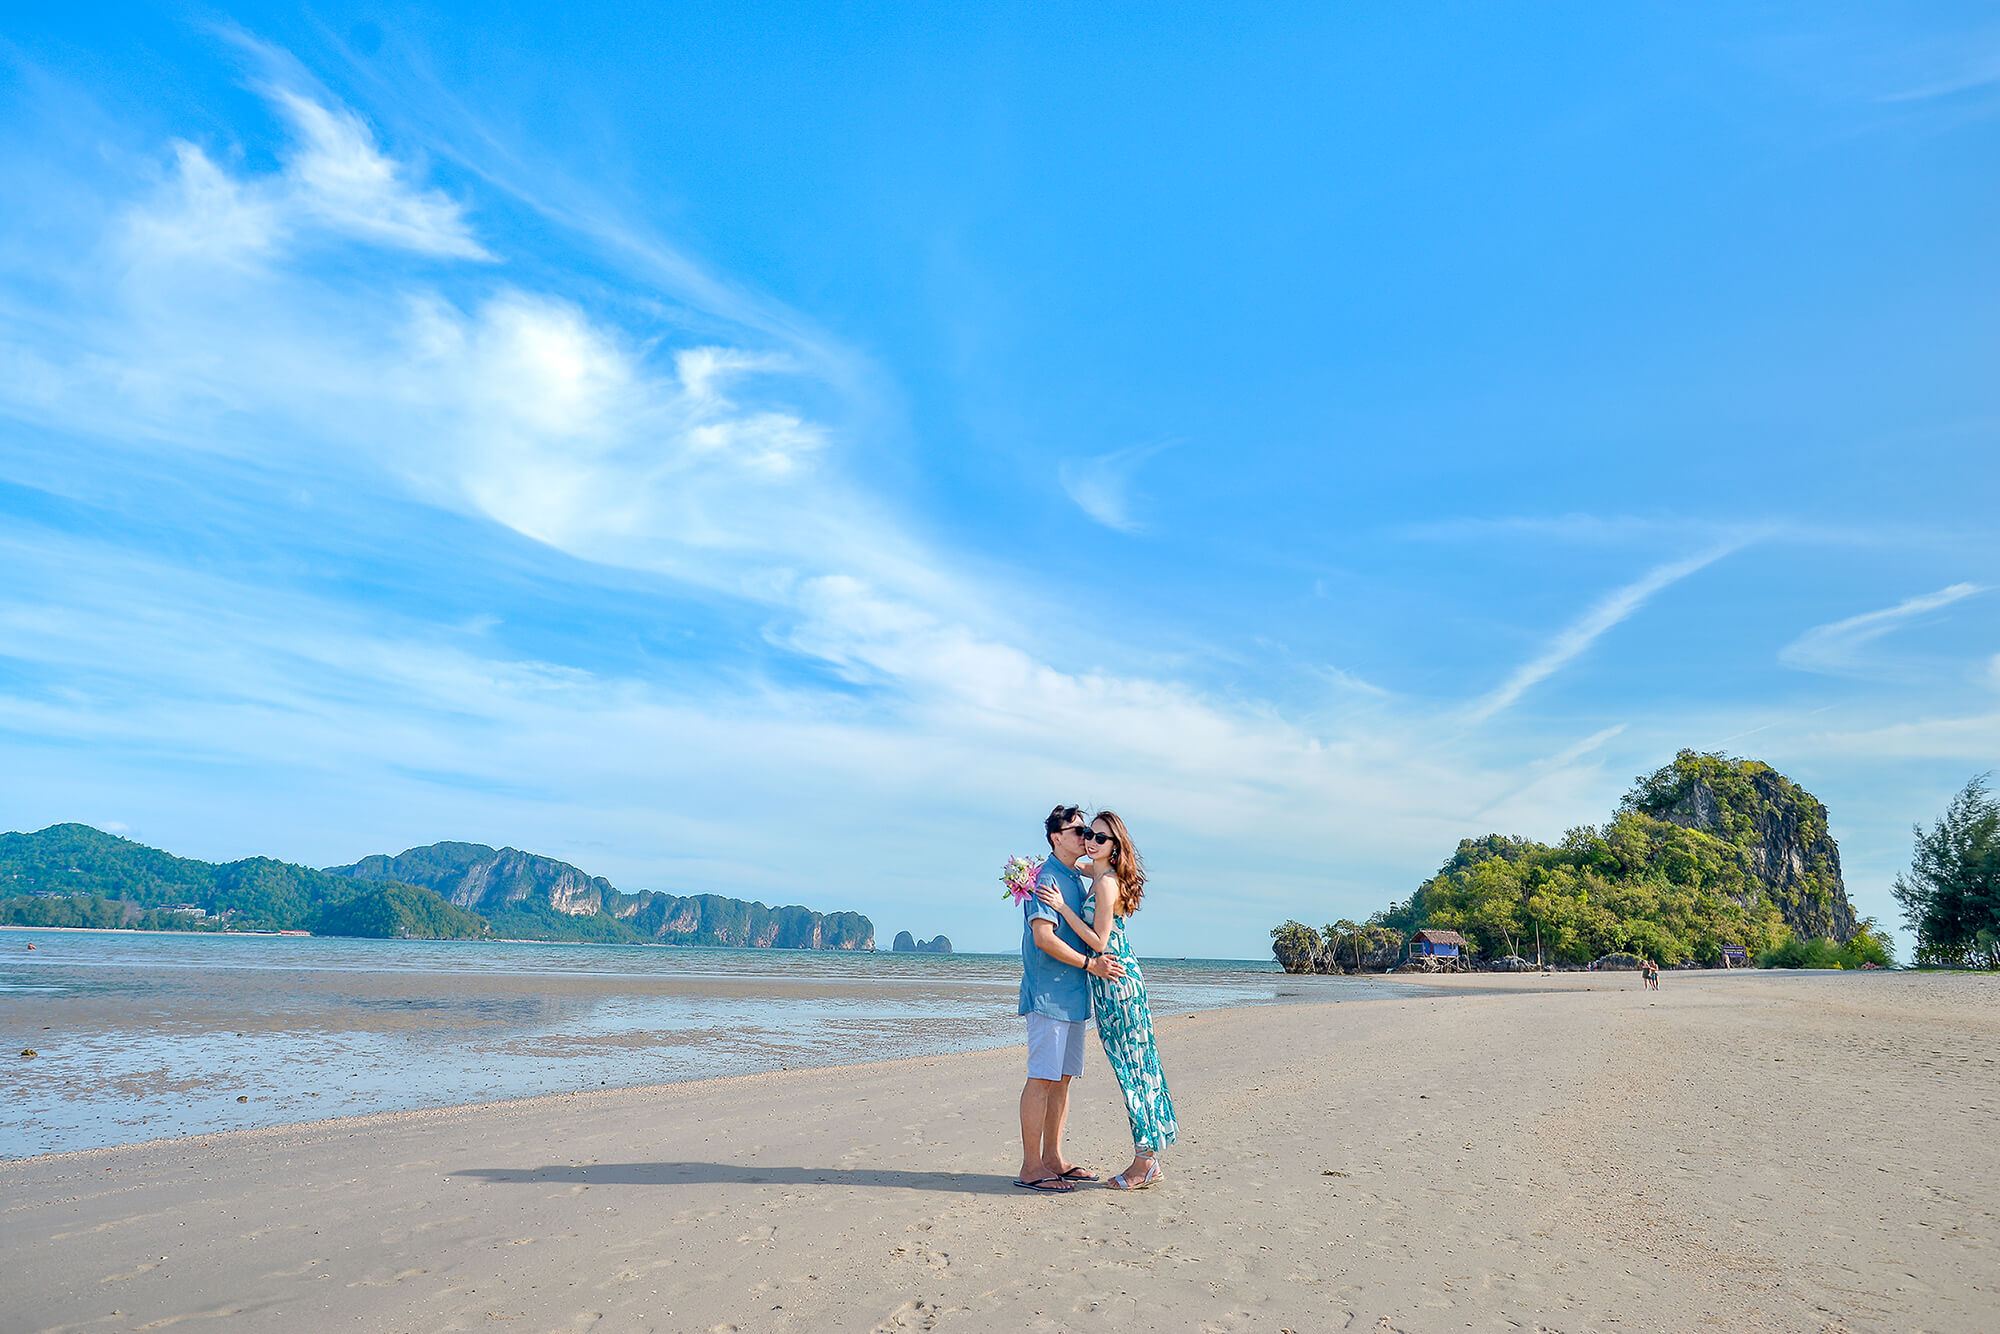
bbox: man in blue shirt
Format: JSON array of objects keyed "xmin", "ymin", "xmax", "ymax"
[{"xmin": 1016, "ymin": 804, "xmax": 1125, "ymax": 1193}]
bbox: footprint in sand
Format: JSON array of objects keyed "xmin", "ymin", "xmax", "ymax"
[{"xmin": 869, "ymin": 1300, "xmax": 945, "ymax": 1332}]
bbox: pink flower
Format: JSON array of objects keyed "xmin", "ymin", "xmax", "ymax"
[{"xmin": 1000, "ymin": 853, "xmax": 1046, "ymax": 905}]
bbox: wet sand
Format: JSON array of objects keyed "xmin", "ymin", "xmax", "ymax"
[
  {"xmin": 3, "ymin": 929, "xmax": 1335, "ymax": 1156},
  {"xmin": 4, "ymin": 971, "xmax": 1995, "ymax": 1333}
]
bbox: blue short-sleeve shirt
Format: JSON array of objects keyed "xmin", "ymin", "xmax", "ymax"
[{"xmin": 1018, "ymin": 855, "xmax": 1091, "ymax": 1021}]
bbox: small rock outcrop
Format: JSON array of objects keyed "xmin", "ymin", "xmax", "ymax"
[
  {"xmin": 1270, "ymin": 921, "xmax": 1403, "ymax": 974},
  {"xmin": 892, "ymin": 931, "xmax": 952, "ymax": 953}
]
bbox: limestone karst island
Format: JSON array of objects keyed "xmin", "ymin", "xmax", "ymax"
[{"xmin": 1271, "ymin": 751, "xmax": 1892, "ymax": 974}]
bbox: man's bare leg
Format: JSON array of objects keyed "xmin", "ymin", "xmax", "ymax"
[
  {"xmin": 1019, "ymin": 1078, "xmax": 1062, "ymax": 1183},
  {"xmin": 1041, "ymin": 1074, "xmax": 1072, "ymax": 1175}
]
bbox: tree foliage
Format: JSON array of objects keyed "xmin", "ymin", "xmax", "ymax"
[
  {"xmin": 1757, "ymin": 919, "xmax": 1893, "ymax": 970},
  {"xmin": 0, "ymin": 823, "xmax": 485, "ymax": 938},
  {"xmin": 1317, "ymin": 754, "xmax": 1866, "ymax": 968},
  {"xmin": 1891, "ymin": 775, "xmax": 2000, "ymax": 969},
  {"xmin": 1402, "ymin": 810, "xmax": 1792, "ymax": 966},
  {"xmin": 304, "ymin": 884, "xmax": 490, "ymax": 939}
]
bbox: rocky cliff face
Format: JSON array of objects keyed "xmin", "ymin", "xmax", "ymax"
[
  {"xmin": 329, "ymin": 843, "xmax": 873, "ymax": 949},
  {"xmin": 329, "ymin": 843, "xmax": 614, "ymax": 917},
  {"xmin": 892, "ymin": 931, "xmax": 952, "ymax": 953},
  {"xmin": 1627, "ymin": 751, "xmax": 1858, "ymax": 942},
  {"xmin": 612, "ymin": 892, "xmax": 873, "ymax": 949}
]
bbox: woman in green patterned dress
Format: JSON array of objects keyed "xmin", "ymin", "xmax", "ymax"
[{"xmin": 1033, "ymin": 810, "xmax": 1177, "ymax": 1189}]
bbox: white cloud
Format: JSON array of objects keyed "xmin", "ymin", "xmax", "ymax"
[
  {"xmin": 1779, "ymin": 583, "xmax": 1987, "ymax": 676},
  {"xmin": 267, "ymin": 90, "xmax": 488, "ymax": 258},
  {"xmin": 122, "ymin": 84, "xmax": 488, "ymax": 268},
  {"xmin": 1464, "ymin": 543, "xmax": 1744, "ymax": 724},
  {"xmin": 1058, "ymin": 439, "xmax": 1175, "ymax": 533},
  {"xmin": 388, "ymin": 292, "xmax": 843, "ymax": 577},
  {"xmin": 1321, "ymin": 666, "xmax": 1389, "ymax": 697},
  {"xmin": 123, "ymin": 143, "xmax": 287, "ymax": 262}
]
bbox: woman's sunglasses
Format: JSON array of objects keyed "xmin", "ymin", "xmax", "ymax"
[{"xmin": 1083, "ymin": 831, "xmax": 1116, "ymax": 846}]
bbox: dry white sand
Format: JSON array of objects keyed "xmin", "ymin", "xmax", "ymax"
[{"xmin": 5, "ymin": 970, "xmax": 1995, "ymax": 1333}]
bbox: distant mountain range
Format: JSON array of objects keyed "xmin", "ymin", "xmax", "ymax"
[
  {"xmin": 327, "ymin": 842, "xmax": 875, "ymax": 948},
  {"xmin": 1, "ymin": 824, "xmax": 873, "ymax": 948}
]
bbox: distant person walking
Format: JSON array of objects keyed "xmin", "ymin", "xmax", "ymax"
[
  {"xmin": 1016, "ymin": 805, "xmax": 1125, "ymax": 1194},
  {"xmin": 1644, "ymin": 958, "xmax": 1660, "ymax": 990},
  {"xmin": 1035, "ymin": 810, "xmax": 1178, "ymax": 1189}
]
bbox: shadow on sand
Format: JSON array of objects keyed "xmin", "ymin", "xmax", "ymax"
[{"xmin": 454, "ymin": 1162, "xmax": 1024, "ymax": 1196}]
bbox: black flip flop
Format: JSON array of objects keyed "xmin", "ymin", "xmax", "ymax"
[
  {"xmin": 1013, "ymin": 1176, "xmax": 1073, "ymax": 1193},
  {"xmin": 1055, "ymin": 1166, "xmax": 1099, "ymax": 1181}
]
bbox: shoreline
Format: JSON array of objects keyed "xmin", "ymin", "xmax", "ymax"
[
  {"xmin": 3, "ymin": 929, "xmax": 1320, "ymax": 1159},
  {"xmin": 6, "ymin": 970, "xmax": 1993, "ymax": 1332},
  {"xmin": 6, "ymin": 975, "xmax": 1476, "ymax": 1171}
]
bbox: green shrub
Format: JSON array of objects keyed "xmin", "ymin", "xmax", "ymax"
[{"xmin": 1757, "ymin": 930, "xmax": 1891, "ymax": 969}]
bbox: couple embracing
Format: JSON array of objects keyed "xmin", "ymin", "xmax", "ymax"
[{"xmin": 1016, "ymin": 805, "xmax": 1178, "ymax": 1194}]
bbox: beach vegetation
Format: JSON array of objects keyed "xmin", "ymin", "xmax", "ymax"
[
  {"xmin": 2, "ymin": 892, "xmax": 132, "ymax": 929},
  {"xmin": 1756, "ymin": 921, "xmax": 1893, "ymax": 969},
  {"xmin": 1891, "ymin": 775, "xmax": 2000, "ymax": 969}
]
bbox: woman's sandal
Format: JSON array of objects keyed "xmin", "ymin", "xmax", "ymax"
[{"xmin": 1106, "ymin": 1155, "xmax": 1162, "ymax": 1191}]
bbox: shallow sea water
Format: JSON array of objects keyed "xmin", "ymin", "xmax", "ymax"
[{"xmin": 1, "ymin": 928, "xmax": 1410, "ymax": 1158}]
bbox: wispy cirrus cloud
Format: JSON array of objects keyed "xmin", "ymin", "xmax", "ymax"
[
  {"xmin": 1779, "ymin": 583, "xmax": 1988, "ymax": 676},
  {"xmin": 1058, "ymin": 439, "xmax": 1176, "ymax": 533},
  {"xmin": 1874, "ymin": 35, "xmax": 2000, "ymax": 104},
  {"xmin": 1463, "ymin": 543, "xmax": 1746, "ymax": 725}
]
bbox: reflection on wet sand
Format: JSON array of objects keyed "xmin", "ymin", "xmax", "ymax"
[{"xmin": 3, "ymin": 928, "xmax": 1407, "ymax": 1157}]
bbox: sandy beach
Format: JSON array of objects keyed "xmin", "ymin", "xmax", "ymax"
[{"xmin": 5, "ymin": 970, "xmax": 1994, "ymax": 1333}]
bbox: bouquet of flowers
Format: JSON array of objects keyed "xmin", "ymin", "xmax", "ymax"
[{"xmin": 1001, "ymin": 853, "xmax": 1046, "ymax": 906}]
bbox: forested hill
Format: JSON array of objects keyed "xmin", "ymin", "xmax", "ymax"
[
  {"xmin": 2, "ymin": 825, "xmax": 874, "ymax": 949},
  {"xmin": 1359, "ymin": 752, "xmax": 1872, "ymax": 967},
  {"xmin": 0, "ymin": 823, "xmax": 482, "ymax": 938},
  {"xmin": 327, "ymin": 842, "xmax": 875, "ymax": 949}
]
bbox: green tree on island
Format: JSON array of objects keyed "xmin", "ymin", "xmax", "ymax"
[
  {"xmin": 1278, "ymin": 753, "xmax": 1877, "ymax": 972},
  {"xmin": 1892, "ymin": 775, "xmax": 2000, "ymax": 969}
]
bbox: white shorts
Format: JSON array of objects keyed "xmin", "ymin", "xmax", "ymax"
[{"xmin": 1024, "ymin": 1014, "xmax": 1087, "ymax": 1081}]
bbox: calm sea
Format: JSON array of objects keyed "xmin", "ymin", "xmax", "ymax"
[{"xmin": 1, "ymin": 927, "xmax": 1408, "ymax": 1159}]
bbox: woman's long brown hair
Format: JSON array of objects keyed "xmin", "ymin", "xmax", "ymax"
[{"xmin": 1091, "ymin": 810, "xmax": 1147, "ymax": 914}]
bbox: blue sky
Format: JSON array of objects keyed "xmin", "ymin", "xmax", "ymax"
[{"xmin": 1, "ymin": 3, "xmax": 1995, "ymax": 958}]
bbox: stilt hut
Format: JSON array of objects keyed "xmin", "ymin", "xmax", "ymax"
[{"xmin": 1409, "ymin": 928, "xmax": 1470, "ymax": 970}]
